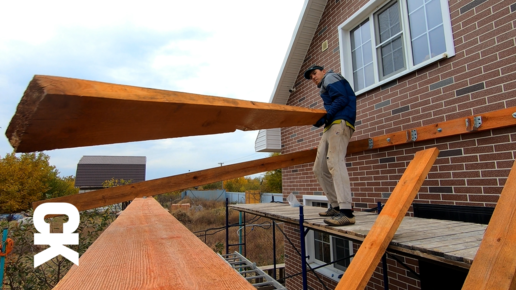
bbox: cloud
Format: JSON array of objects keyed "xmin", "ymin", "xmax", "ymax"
[{"xmin": 0, "ymin": 0, "xmax": 303, "ymax": 181}]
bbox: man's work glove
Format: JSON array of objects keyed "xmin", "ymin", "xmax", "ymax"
[
  {"xmin": 324, "ymin": 116, "xmax": 333, "ymax": 127},
  {"xmin": 313, "ymin": 115, "xmax": 327, "ymax": 128}
]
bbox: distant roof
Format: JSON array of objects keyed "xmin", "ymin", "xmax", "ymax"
[
  {"xmin": 78, "ymin": 156, "xmax": 146, "ymax": 165},
  {"xmin": 75, "ymin": 156, "xmax": 147, "ymax": 188}
]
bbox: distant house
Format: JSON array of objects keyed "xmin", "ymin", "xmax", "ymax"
[{"xmin": 75, "ymin": 156, "xmax": 146, "ymax": 193}]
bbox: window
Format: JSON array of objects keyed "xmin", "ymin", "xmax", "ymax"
[
  {"xmin": 303, "ymin": 196, "xmax": 354, "ymax": 280},
  {"xmin": 339, "ymin": 0, "xmax": 455, "ymax": 94}
]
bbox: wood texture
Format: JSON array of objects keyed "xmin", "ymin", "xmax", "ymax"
[
  {"xmin": 6, "ymin": 75, "xmax": 325, "ymax": 152},
  {"xmin": 336, "ymin": 147, "xmax": 439, "ymax": 290},
  {"xmin": 33, "ymin": 149, "xmax": 317, "ymax": 211},
  {"xmin": 230, "ymin": 203, "xmax": 486, "ymax": 269},
  {"xmin": 347, "ymin": 106, "xmax": 516, "ymax": 155},
  {"xmin": 462, "ymin": 160, "xmax": 516, "ymax": 290},
  {"xmin": 53, "ymin": 198, "xmax": 255, "ymax": 290}
]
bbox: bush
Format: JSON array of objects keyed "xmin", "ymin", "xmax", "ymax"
[
  {"xmin": 1, "ymin": 208, "xmax": 116, "ymax": 290},
  {"xmin": 161, "ymin": 198, "xmax": 284, "ymax": 267},
  {"xmin": 171, "ymin": 210, "xmax": 192, "ymax": 225}
]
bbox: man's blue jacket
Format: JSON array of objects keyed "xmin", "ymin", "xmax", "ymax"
[{"xmin": 318, "ymin": 70, "xmax": 357, "ymax": 126}]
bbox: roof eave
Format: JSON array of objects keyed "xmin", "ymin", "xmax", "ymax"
[{"xmin": 269, "ymin": 0, "xmax": 328, "ymax": 105}]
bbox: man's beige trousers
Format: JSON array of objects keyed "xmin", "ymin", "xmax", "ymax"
[{"xmin": 313, "ymin": 122, "xmax": 353, "ymax": 209}]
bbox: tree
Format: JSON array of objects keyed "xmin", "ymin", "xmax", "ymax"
[
  {"xmin": 261, "ymin": 153, "xmax": 282, "ymax": 193},
  {"xmin": 223, "ymin": 177, "xmax": 249, "ymax": 192},
  {"xmin": 201, "ymin": 182, "xmax": 221, "ymax": 190},
  {"xmin": 102, "ymin": 178, "xmax": 133, "ymax": 210},
  {"xmin": 0, "ymin": 153, "xmax": 55, "ymax": 213},
  {"xmin": 102, "ymin": 178, "xmax": 132, "ymax": 188},
  {"xmin": 45, "ymin": 175, "xmax": 79, "ymax": 199}
]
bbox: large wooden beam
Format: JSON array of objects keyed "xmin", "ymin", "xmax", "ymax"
[
  {"xmin": 31, "ymin": 106, "xmax": 516, "ymax": 212},
  {"xmin": 347, "ymin": 106, "xmax": 516, "ymax": 154},
  {"xmin": 6, "ymin": 75, "xmax": 325, "ymax": 152},
  {"xmin": 53, "ymin": 198, "xmax": 256, "ymax": 290},
  {"xmin": 336, "ymin": 147, "xmax": 439, "ymax": 290},
  {"xmin": 33, "ymin": 149, "xmax": 317, "ymax": 211},
  {"xmin": 461, "ymin": 159, "xmax": 516, "ymax": 289}
]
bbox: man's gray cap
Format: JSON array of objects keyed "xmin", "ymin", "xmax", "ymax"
[{"xmin": 304, "ymin": 65, "xmax": 324, "ymax": 79}]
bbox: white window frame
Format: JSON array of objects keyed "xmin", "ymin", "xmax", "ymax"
[
  {"xmin": 338, "ymin": 0, "xmax": 455, "ymax": 95},
  {"xmin": 303, "ymin": 195, "xmax": 354, "ymax": 281}
]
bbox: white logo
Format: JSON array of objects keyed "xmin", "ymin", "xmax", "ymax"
[{"xmin": 33, "ymin": 203, "xmax": 80, "ymax": 267}]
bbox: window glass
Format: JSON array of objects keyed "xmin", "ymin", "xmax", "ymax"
[
  {"xmin": 314, "ymin": 231, "xmax": 331, "ymax": 263},
  {"xmin": 407, "ymin": 0, "xmax": 423, "ymax": 13},
  {"xmin": 351, "ymin": 20, "xmax": 374, "ymax": 91},
  {"xmin": 332, "ymin": 237, "xmax": 351, "ymax": 270},
  {"xmin": 408, "ymin": 0, "xmax": 446, "ymax": 65},
  {"xmin": 429, "ymin": 25, "xmax": 446, "ymax": 57},
  {"xmin": 426, "ymin": 0, "xmax": 443, "ymax": 29},
  {"xmin": 312, "ymin": 202, "xmax": 328, "ymax": 208},
  {"xmin": 376, "ymin": 2, "xmax": 405, "ymax": 78}
]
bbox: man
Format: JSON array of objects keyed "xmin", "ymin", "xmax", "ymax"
[{"xmin": 304, "ymin": 65, "xmax": 357, "ymax": 226}]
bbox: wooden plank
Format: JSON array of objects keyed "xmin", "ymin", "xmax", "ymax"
[
  {"xmin": 33, "ymin": 149, "xmax": 316, "ymax": 211},
  {"xmin": 462, "ymin": 159, "xmax": 516, "ymax": 290},
  {"xmin": 444, "ymin": 247, "xmax": 479, "ymax": 264},
  {"xmin": 7, "ymin": 76, "xmax": 516, "ymax": 155},
  {"xmin": 336, "ymin": 147, "xmax": 439, "ymax": 290},
  {"xmin": 230, "ymin": 203, "xmax": 483, "ymax": 268},
  {"xmin": 346, "ymin": 106, "xmax": 516, "ymax": 155},
  {"xmin": 392, "ymin": 225, "xmax": 485, "ymax": 244},
  {"xmin": 6, "ymin": 75, "xmax": 325, "ymax": 152},
  {"xmin": 54, "ymin": 198, "xmax": 255, "ymax": 290}
]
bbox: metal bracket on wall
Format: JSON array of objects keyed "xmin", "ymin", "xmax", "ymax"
[
  {"xmin": 368, "ymin": 139, "xmax": 373, "ymax": 149},
  {"xmin": 466, "ymin": 116, "xmax": 483, "ymax": 132},
  {"xmin": 411, "ymin": 130, "xmax": 417, "ymax": 142},
  {"xmin": 474, "ymin": 116, "xmax": 482, "ymax": 129}
]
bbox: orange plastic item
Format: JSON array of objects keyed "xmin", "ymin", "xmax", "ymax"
[{"xmin": 0, "ymin": 238, "xmax": 13, "ymax": 257}]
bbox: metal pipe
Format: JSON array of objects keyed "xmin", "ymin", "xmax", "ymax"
[
  {"xmin": 0, "ymin": 228, "xmax": 8, "ymax": 287},
  {"xmin": 378, "ymin": 202, "xmax": 389, "ymax": 290},
  {"xmin": 239, "ymin": 212, "xmax": 242, "ymax": 254},
  {"xmin": 225, "ymin": 198, "xmax": 229, "ymax": 255},
  {"xmin": 273, "ymin": 220, "xmax": 277, "ymax": 279},
  {"xmin": 299, "ymin": 206, "xmax": 307, "ymax": 290},
  {"xmin": 244, "ymin": 212, "xmax": 247, "ymax": 257}
]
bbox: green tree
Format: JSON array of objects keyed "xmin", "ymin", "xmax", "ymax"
[
  {"xmin": 103, "ymin": 178, "xmax": 133, "ymax": 209},
  {"xmin": 0, "ymin": 152, "xmax": 80, "ymax": 213},
  {"xmin": 223, "ymin": 176, "xmax": 249, "ymax": 192},
  {"xmin": 46, "ymin": 175, "xmax": 79, "ymax": 199},
  {"xmin": 201, "ymin": 181, "xmax": 221, "ymax": 190},
  {"xmin": 102, "ymin": 177, "xmax": 132, "ymax": 188},
  {"xmin": 261, "ymin": 153, "xmax": 282, "ymax": 193}
]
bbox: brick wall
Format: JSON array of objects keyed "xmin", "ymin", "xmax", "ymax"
[
  {"xmin": 282, "ymin": 0, "xmax": 516, "ymax": 212},
  {"xmin": 283, "ymin": 224, "xmax": 422, "ymax": 290},
  {"xmin": 280, "ymin": 0, "xmax": 515, "ymax": 289}
]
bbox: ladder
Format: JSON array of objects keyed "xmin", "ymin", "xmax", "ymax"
[{"xmin": 221, "ymin": 252, "xmax": 286, "ymax": 290}]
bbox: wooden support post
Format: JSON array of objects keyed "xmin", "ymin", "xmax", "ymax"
[
  {"xmin": 53, "ymin": 198, "xmax": 256, "ymax": 290},
  {"xmin": 6, "ymin": 75, "xmax": 325, "ymax": 152},
  {"xmin": 336, "ymin": 147, "xmax": 439, "ymax": 290},
  {"xmin": 461, "ymin": 159, "xmax": 516, "ymax": 290},
  {"xmin": 347, "ymin": 106, "xmax": 516, "ymax": 155},
  {"xmin": 33, "ymin": 149, "xmax": 317, "ymax": 211}
]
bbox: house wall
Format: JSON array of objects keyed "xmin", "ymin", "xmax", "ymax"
[
  {"xmin": 283, "ymin": 224, "xmax": 422, "ymax": 290},
  {"xmin": 280, "ymin": 0, "xmax": 516, "ymax": 289},
  {"xmin": 282, "ymin": 0, "xmax": 516, "ymax": 211}
]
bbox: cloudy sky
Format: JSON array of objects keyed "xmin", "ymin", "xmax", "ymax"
[{"xmin": 0, "ymin": 1, "xmax": 305, "ymax": 180}]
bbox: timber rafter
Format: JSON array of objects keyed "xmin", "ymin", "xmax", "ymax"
[{"xmin": 32, "ymin": 106, "xmax": 516, "ymax": 211}]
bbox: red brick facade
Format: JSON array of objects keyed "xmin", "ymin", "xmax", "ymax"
[
  {"xmin": 283, "ymin": 224, "xmax": 422, "ymax": 290},
  {"xmin": 282, "ymin": 0, "xmax": 516, "ymax": 210},
  {"xmin": 280, "ymin": 0, "xmax": 516, "ymax": 289}
]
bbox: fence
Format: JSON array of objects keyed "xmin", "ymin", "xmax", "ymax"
[{"xmin": 181, "ymin": 190, "xmax": 283, "ymax": 204}]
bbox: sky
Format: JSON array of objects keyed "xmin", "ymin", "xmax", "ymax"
[{"xmin": 0, "ymin": 1, "xmax": 305, "ymax": 180}]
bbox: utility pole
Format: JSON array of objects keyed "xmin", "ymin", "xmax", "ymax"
[{"xmin": 218, "ymin": 163, "xmax": 224, "ymax": 189}]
